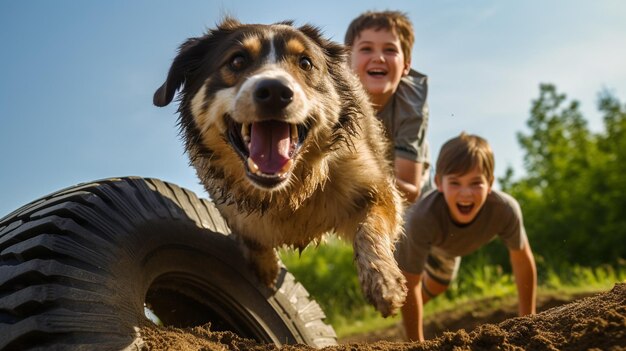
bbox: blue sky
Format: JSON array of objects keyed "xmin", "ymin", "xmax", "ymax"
[{"xmin": 1, "ymin": 1, "xmax": 625, "ymax": 216}]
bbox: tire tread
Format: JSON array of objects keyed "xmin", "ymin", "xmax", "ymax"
[{"xmin": 0, "ymin": 177, "xmax": 336, "ymax": 349}]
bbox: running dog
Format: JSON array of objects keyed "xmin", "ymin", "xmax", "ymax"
[{"xmin": 154, "ymin": 18, "xmax": 406, "ymax": 317}]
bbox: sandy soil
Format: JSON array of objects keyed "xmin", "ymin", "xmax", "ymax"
[
  {"xmin": 139, "ymin": 283, "xmax": 625, "ymax": 350},
  {"xmin": 340, "ymin": 289, "xmax": 600, "ymax": 343}
]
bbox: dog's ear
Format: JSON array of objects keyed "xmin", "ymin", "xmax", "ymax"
[
  {"xmin": 153, "ymin": 38, "xmax": 204, "ymax": 107},
  {"xmin": 154, "ymin": 18, "xmax": 243, "ymax": 107}
]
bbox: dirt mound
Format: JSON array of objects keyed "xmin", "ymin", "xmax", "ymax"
[
  {"xmin": 339, "ymin": 289, "xmax": 601, "ymax": 343},
  {"xmin": 139, "ymin": 283, "xmax": 626, "ymax": 350}
]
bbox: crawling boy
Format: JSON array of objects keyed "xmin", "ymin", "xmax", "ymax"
[{"xmin": 395, "ymin": 132, "xmax": 537, "ymax": 341}]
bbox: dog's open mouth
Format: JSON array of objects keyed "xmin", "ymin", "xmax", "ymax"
[{"xmin": 227, "ymin": 116, "xmax": 308, "ymax": 188}]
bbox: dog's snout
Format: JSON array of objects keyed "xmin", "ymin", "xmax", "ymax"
[{"xmin": 254, "ymin": 79, "xmax": 293, "ymax": 112}]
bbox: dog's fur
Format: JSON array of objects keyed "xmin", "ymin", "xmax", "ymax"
[{"xmin": 154, "ymin": 18, "xmax": 407, "ymax": 317}]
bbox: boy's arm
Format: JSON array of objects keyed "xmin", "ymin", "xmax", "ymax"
[
  {"xmin": 400, "ymin": 270, "xmax": 425, "ymax": 342},
  {"xmin": 395, "ymin": 158, "xmax": 424, "ymax": 203},
  {"xmin": 509, "ymin": 240, "xmax": 537, "ymax": 316}
]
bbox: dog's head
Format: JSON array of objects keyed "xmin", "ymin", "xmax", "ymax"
[{"xmin": 155, "ymin": 18, "xmax": 357, "ymax": 193}]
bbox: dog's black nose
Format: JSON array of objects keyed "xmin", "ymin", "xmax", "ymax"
[{"xmin": 254, "ymin": 79, "xmax": 293, "ymax": 112}]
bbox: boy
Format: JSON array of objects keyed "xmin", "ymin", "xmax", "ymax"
[
  {"xmin": 345, "ymin": 11, "xmax": 430, "ymax": 202},
  {"xmin": 395, "ymin": 132, "xmax": 537, "ymax": 341}
]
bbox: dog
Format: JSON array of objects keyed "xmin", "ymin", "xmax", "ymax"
[{"xmin": 154, "ymin": 18, "xmax": 407, "ymax": 317}]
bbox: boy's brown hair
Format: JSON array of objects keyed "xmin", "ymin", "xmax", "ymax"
[
  {"xmin": 344, "ymin": 10, "xmax": 414, "ymax": 64},
  {"xmin": 436, "ymin": 132, "xmax": 495, "ymax": 185}
]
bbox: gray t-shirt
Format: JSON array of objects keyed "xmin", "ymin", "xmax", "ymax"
[
  {"xmin": 377, "ymin": 69, "xmax": 430, "ymax": 167},
  {"xmin": 395, "ymin": 189, "xmax": 528, "ymax": 275}
]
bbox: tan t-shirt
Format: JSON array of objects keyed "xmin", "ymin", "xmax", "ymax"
[{"xmin": 395, "ymin": 189, "xmax": 528, "ymax": 275}]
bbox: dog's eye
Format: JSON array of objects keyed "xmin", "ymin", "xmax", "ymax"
[
  {"xmin": 229, "ymin": 54, "xmax": 247, "ymax": 71},
  {"xmin": 299, "ymin": 57, "xmax": 313, "ymax": 71}
]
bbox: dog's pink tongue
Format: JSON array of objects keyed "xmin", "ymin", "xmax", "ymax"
[{"xmin": 249, "ymin": 121, "xmax": 291, "ymax": 174}]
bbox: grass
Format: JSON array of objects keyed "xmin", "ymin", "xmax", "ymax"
[{"xmin": 279, "ymin": 239, "xmax": 626, "ymax": 338}]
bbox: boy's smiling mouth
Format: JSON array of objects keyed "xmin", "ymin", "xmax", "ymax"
[
  {"xmin": 457, "ymin": 202, "xmax": 475, "ymax": 215},
  {"xmin": 367, "ymin": 68, "xmax": 387, "ymax": 77}
]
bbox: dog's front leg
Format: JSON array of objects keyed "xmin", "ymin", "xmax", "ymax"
[
  {"xmin": 353, "ymin": 204, "xmax": 407, "ymax": 317},
  {"xmin": 239, "ymin": 236, "xmax": 280, "ymax": 288}
]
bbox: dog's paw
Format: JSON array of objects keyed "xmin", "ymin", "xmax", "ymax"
[
  {"xmin": 358, "ymin": 259, "xmax": 408, "ymax": 317},
  {"xmin": 252, "ymin": 260, "xmax": 279, "ymax": 288}
]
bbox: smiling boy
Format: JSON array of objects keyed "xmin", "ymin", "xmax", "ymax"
[
  {"xmin": 395, "ymin": 132, "xmax": 537, "ymax": 341},
  {"xmin": 345, "ymin": 11, "xmax": 430, "ymax": 202}
]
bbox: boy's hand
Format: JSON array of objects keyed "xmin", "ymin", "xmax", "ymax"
[
  {"xmin": 509, "ymin": 241, "xmax": 537, "ymax": 316},
  {"xmin": 400, "ymin": 270, "xmax": 425, "ymax": 342}
]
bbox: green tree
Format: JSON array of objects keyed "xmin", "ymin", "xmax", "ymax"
[
  {"xmin": 593, "ymin": 91, "xmax": 626, "ymax": 260},
  {"xmin": 500, "ymin": 84, "xmax": 626, "ymax": 267}
]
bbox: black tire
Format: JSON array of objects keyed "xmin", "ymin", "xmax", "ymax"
[{"xmin": 0, "ymin": 177, "xmax": 336, "ymax": 350}]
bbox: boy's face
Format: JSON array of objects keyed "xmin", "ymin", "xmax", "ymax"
[
  {"xmin": 436, "ymin": 167, "xmax": 492, "ymax": 224},
  {"xmin": 350, "ymin": 28, "xmax": 410, "ymax": 108}
]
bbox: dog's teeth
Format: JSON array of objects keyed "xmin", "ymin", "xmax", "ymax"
[
  {"xmin": 247, "ymin": 158, "xmax": 259, "ymax": 174},
  {"xmin": 241, "ymin": 123, "xmax": 250, "ymax": 139},
  {"xmin": 291, "ymin": 124, "xmax": 298, "ymax": 141},
  {"xmin": 278, "ymin": 159, "xmax": 293, "ymax": 178}
]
